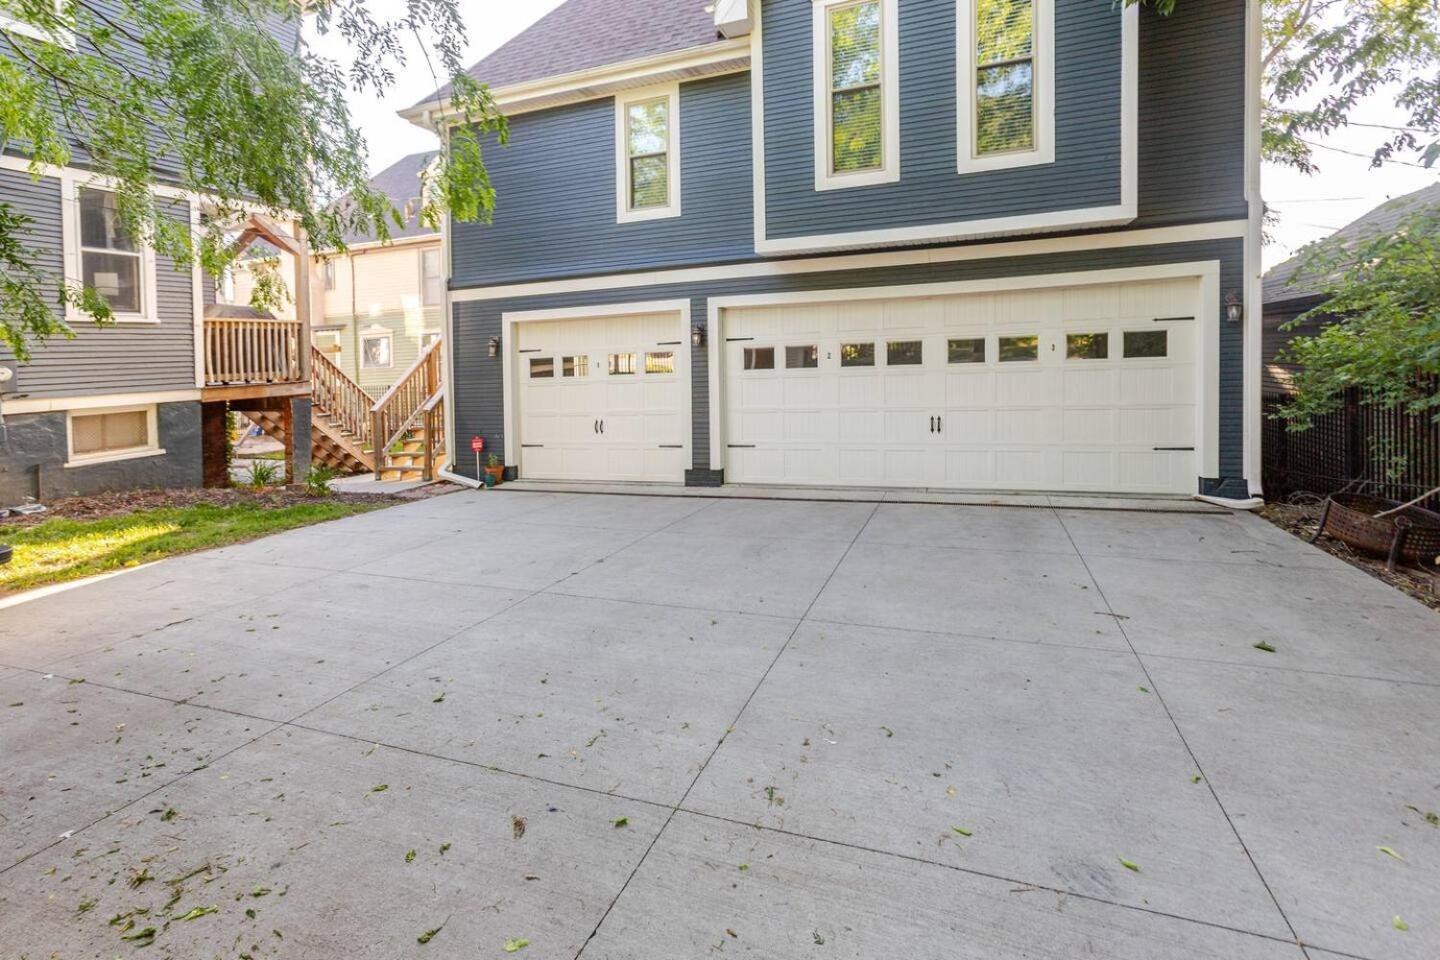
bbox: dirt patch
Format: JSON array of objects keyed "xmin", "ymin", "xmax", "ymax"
[
  {"xmin": 1262, "ymin": 498, "xmax": 1440, "ymax": 612},
  {"xmin": 0, "ymin": 482, "xmax": 458, "ymax": 528}
]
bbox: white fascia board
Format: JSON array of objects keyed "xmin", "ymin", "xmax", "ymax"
[{"xmin": 715, "ymin": 0, "xmax": 753, "ymax": 38}]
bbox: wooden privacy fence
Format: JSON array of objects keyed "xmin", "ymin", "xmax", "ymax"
[
  {"xmin": 204, "ymin": 318, "xmax": 303, "ymax": 385},
  {"xmin": 1264, "ymin": 380, "xmax": 1440, "ymax": 511}
]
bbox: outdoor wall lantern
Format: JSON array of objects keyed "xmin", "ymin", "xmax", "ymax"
[
  {"xmin": 488, "ymin": 336, "xmax": 500, "ymax": 358},
  {"xmin": 1224, "ymin": 291, "xmax": 1244, "ymax": 324},
  {"xmin": 692, "ymin": 325, "xmax": 706, "ymax": 348}
]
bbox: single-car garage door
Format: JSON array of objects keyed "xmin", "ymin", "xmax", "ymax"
[
  {"xmin": 721, "ymin": 278, "xmax": 1201, "ymax": 494},
  {"xmin": 514, "ymin": 309, "xmax": 690, "ymax": 482}
]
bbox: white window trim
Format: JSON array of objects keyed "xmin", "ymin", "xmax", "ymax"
[
  {"xmin": 614, "ymin": 84, "xmax": 682, "ymax": 224},
  {"xmin": 0, "ymin": 0, "xmax": 75, "ymax": 47},
  {"xmin": 64, "ymin": 404, "xmax": 164, "ymax": 468},
  {"xmin": 360, "ymin": 330, "xmax": 394, "ymax": 369},
  {"xmin": 956, "ymin": 0, "xmax": 1055, "ymax": 174},
  {"xmin": 419, "ymin": 247, "xmax": 444, "ymax": 307},
  {"xmin": 60, "ymin": 172, "xmax": 161, "ymax": 325},
  {"xmin": 812, "ymin": 0, "xmax": 900, "ymax": 192}
]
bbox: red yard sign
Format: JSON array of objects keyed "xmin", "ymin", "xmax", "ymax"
[{"xmin": 470, "ymin": 436, "xmax": 485, "ymax": 453}]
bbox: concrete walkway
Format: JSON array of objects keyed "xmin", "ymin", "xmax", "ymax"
[{"xmin": 0, "ymin": 491, "xmax": 1436, "ymax": 959}]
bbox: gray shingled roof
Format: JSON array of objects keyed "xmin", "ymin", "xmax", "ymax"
[
  {"xmin": 1264, "ymin": 182, "xmax": 1440, "ymax": 307},
  {"xmin": 345, "ymin": 150, "xmax": 440, "ymax": 245},
  {"xmin": 411, "ymin": 0, "xmax": 721, "ymax": 108}
]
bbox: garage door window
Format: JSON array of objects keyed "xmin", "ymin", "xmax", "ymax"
[
  {"xmin": 529, "ymin": 357, "xmax": 554, "ymax": 378},
  {"xmin": 998, "ymin": 335, "xmax": 1039, "ymax": 361},
  {"xmin": 1066, "ymin": 332, "xmax": 1109, "ymax": 360},
  {"xmin": 645, "ymin": 351, "xmax": 675, "ymax": 374},
  {"xmin": 948, "ymin": 338, "xmax": 985, "ymax": 364},
  {"xmin": 887, "ymin": 340, "xmax": 923, "ymax": 365},
  {"xmin": 744, "ymin": 347, "xmax": 775, "ymax": 370},
  {"xmin": 841, "ymin": 342, "xmax": 875, "ymax": 367},
  {"xmin": 786, "ymin": 345, "xmax": 819, "ymax": 369},
  {"xmin": 1124, "ymin": 330, "xmax": 1168, "ymax": 358},
  {"xmin": 563, "ymin": 355, "xmax": 589, "ymax": 377},
  {"xmin": 608, "ymin": 353, "xmax": 636, "ymax": 375}
]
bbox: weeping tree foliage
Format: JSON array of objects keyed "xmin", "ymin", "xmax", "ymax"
[{"xmin": 0, "ymin": 0, "xmax": 503, "ymax": 361}]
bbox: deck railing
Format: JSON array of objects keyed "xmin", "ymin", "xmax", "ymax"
[
  {"xmin": 371, "ymin": 337, "xmax": 444, "ymax": 480},
  {"xmin": 311, "ymin": 345, "xmax": 373, "ymax": 452},
  {"xmin": 204, "ymin": 318, "xmax": 304, "ymax": 385}
]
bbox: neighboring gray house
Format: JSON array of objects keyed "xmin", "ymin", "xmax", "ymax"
[
  {"xmin": 0, "ymin": 4, "xmax": 314, "ymax": 502},
  {"xmin": 407, "ymin": 0, "xmax": 1264, "ymax": 499},
  {"xmin": 1262, "ymin": 182, "xmax": 1440, "ymax": 395}
]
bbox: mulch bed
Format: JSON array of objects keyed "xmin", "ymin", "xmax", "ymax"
[
  {"xmin": 0, "ymin": 482, "xmax": 457, "ymax": 528},
  {"xmin": 1262, "ymin": 498, "xmax": 1440, "ymax": 612}
]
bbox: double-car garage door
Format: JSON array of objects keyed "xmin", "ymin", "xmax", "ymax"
[{"xmin": 510, "ymin": 276, "xmax": 1202, "ymax": 495}]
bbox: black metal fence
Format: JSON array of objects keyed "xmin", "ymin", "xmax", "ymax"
[{"xmin": 1263, "ymin": 381, "xmax": 1440, "ymax": 511}]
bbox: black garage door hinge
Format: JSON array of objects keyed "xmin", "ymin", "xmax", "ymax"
[
  {"xmin": 1153, "ymin": 316, "xmax": 1196, "ymax": 323},
  {"xmin": 1153, "ymin": 446, "xmax": 1195, "ymax": 451}
]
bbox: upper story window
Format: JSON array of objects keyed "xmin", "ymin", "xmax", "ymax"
[
  {"xmin": 814, "ymin": 0, "xmax": 899, "ymax": 191},
  {"xmin": 322, "ymin": 260, "xmax": 337, "ymax": 291},
  {"xmin": 420, "ymin": 247, "xmax": 444, "ymax": 306},
  {"xmin": 615, "ymin": 85, "xmax": 681, "ymax": 223},
  {"xmin": 77, "ymin": 188, "xmax": 144, "ymax": 317},
  {"xmin": 1, "ymin": 0, "xmax": 74, "ymax": 46},
  {"xmin": 958, "ymin": 0, "xmax": 1054, "ymax": 173}
]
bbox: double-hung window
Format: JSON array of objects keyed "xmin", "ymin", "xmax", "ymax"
[
  {"xmin": 420, "ymin": 247, "xmax": 444, "ymax": 306},
  {"xmin": 814, "ymin": 0, "xmax": 899, "ymax": 190},
  {"xmin": 958, "ymin": 0, "xmax": 1054, "ymax": 173},
  {"xmin": 77, "ymin": 187, "xmax": 147, "ymax": 318},
  {"xmin": 615, "ymin": 86, "xmax": 680, "ymax": 222}
]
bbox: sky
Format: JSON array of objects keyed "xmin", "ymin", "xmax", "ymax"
[{"xmin": 310, "ymin": 1, "xmax": 1439, "ymax": 274}]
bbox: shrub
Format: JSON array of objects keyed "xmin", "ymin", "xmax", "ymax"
[
  {"xmin": 305, "ymin": 464, "xmax": 337, "ymax": 497},
  {"xmin": 245, "ymin": 459, "xmax": 281, "ymax": 489}
]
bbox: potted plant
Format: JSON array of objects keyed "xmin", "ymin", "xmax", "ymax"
[{"xmin": 484, "ymin": 453, "xmax": 504, "ymax": 487}]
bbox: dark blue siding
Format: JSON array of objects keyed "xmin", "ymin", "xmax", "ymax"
[
  {"xmin": 451, "ymin": 72, "xmax": 756, "ymax": 289},
  {"xmin": 452, "ymin": 238, "xmax": 1245, "ymax": 486},
  {"xmin": 761, "ymin": 0, "xmax": 1125, "ymax": 239}
]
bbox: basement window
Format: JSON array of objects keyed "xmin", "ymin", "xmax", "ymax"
[{"xmin": 66, "ymin": 405, "xmax": 162, "ymax": 467}]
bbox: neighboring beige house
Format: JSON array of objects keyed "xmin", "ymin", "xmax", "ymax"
[{"xmin": 227, "ymin": 151, "xmax": 443, "ymax": 395}]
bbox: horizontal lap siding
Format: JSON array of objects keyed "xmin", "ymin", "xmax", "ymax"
[
  {"xmin": 0, "ymin": 170, "xmax": 197, "ymax": 397},
  {"xmin": 762, "ymin": 0, "xmax": 1125, "ymax": 239},
  {"xmin": 451, "ymin": 73, "xmax": 755, "ymax": 289},
  {"xmin": 452, "ymin": 237, "xmax": 1244, "ymax": 484}
]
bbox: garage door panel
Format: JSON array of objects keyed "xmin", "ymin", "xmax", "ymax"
[{"xmin": 722, "ymin": 279, "xmax": 1200, "ymax": 495}]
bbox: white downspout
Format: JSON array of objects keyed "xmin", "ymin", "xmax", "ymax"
[{"xmin": 1242, "ymin": 0, "xmax": 1264, "ymax": 496}]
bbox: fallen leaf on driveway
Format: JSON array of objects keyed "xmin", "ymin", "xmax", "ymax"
[
  {"xmin": 1252, "ymin": 641, "xmax": 1276, "ymax": 653},
  {"xmin": 613, "ymin": 816, "xmax": 629, "ymax": 828},
  {"xmin": 1393, "ymin": 916, "xmax": 1409, "ymax": 931},
  {"xmin": 951, "ymin": 826, "xmax": 972, "ymax": 837},
  {"xmin": 176, "ymin": 906, "xmax": 218, "ymax": 921},
  {"xmin": 504, "ymin": 939, "xmax": 530, "ymax": 953},
  {"xmin": 1119, "ymin": 858, "xmax": 1141, "ymax": 872},
  {"xmin": 1378, "ymin": 846, "xmax": 1405, "ymax": 861}
]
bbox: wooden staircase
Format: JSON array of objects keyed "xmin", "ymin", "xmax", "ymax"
[
  {"xmin": 371, "ymin": 339, "xmax": 446, "ymax": 482},
  {"xmin": 241, "ymin": 341, "xmax": 446, "ymax": 483}
]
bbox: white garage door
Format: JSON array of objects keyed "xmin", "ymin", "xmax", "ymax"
[
  {"xmin": 515, "ymin": 310, "xmax": 689, "ymax": 482},
  {"xmin": 721, "ymin": 278, "xmax": 1200, "ymax": 494}
]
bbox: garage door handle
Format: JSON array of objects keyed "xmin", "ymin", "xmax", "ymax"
[
  {"xmin": 929, "ymin": 416, "xmax": 935, "ymax": 434},
  {"xmin": 600, "ymin": 420, "xmax": 605, "ymax": 434},
  {"xmin": 937, "ymin": 416, "xmax": 942, "ymax": 432},
  {"xmin": 593, "ymin": 420, "xmax": 598, "ymax": 434}
]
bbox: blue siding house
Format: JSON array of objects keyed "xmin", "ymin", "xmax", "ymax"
[{"xmin": 409, "ymin": 0, "xmax": 1261, "ymax": 498}]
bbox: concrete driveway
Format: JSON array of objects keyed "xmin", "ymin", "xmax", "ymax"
[{"xmin": 1, "ymin": 490, "xmax": 1436, "ymax": 959}]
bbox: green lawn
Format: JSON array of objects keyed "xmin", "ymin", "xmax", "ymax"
[{"xmin": 0, "ymin": 500, "xmax": 383, "ymax": 594}]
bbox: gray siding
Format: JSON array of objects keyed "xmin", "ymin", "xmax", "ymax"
[
  {"xmin": 761, "ymin": 0, "xmax": 1124, "ymax": 239},
  {"xmin": 0, "ymin": 401, "xmax": 202, "ymax": 503},
  {"xmin": 0, "ymin": 169, "xmax": 198, "ymax": 398},
  {"xmin": 451, "ymin": 72, "xmax": 755, "ymax": 289},
  {"xmin": 452, "ymin": 237, "xmax": 1245, "ymax": 488}
]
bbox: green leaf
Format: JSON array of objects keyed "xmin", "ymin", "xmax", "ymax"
[
  {"xmin": 418, "ymin": 924, "xmax": 444, "ymax": 944},
  {"xmin": 1393, "ymin": 916, "xmax": 1409, "ymax": 931},
  {"xmin": 1119, "ymin": 858, "xmax": 1141, "ymax": 872},
  {"xmin": 613, "ymin": 817, "xmax": 629, "ymax": 829},
  {"xmin": 1138, "ymin": 686, "xmax": 1150, "ymax": 694},
  {"xmin": 177, "ymin": 905, "xmax": 218, "ymax": 921},
  {"xmin": 369, "ymin": 784, "xmax": 388, "ymax": 795},
  {"xmin": 504, "ymin": 939, "xmax": 531, "ymax": 953},
  {"xmin": 1253, "ymin": 641, "xmax": 1276, "ymax": 653},
  {"xmin": 405, "ymin": 849, "xmax": 416, "ymax": 863},
  {"xmin": 120, "ymin": 926, "xmax": 157, "ymax": 942},
  {"xmin": 439, "ymin": 843, "xmax": 451, "ymax": 855},
  {"xmin": 1378, "ymin": 846, "xmax": 1405, "ymax": 861},
  {"xmin": 880, "ymin": 726, "xmax": 894, "ymax": 738},
  {"xmin": 951, "ymin": 826, "xmax": 973, "ymax": 837}
]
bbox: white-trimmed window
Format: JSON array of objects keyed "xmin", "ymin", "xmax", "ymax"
[
  {"xmin": 360, "ymin": 329, "xmax": 393, "ymax": 369},
  {"xmin": 66, "ymin": 405, "xmax": 162, "ymax": 467},
  {"xmin": 957, "ymin": 0, "xmax": 1054, "ymax": 173},
  {"xmin": 615, "ymin": 86, "xmax": 681, "ymax": 223},
  {"xmin": 420, "ymin": 331, "xmax": 441, "ymax": 352},
  {"xmin": 1, "ymin": 0, "xmax": 74, "ymax": 46},
  {"xmin": 67, "ymin": 185, "xmax": 159, "ymax": 322},
  {"xmin": 813, "ymin": 0, "xmax": 899, "ymax": 191},
  {"xmin": 322, "ymin": 260, "xmax": 337, "ymax": 291},
  {"xmin": 420, "ymin": 247, "xmax": 444, "ymax": 306}
]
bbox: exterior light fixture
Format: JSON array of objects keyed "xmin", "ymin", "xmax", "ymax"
[
  {"xmin": 488, "ymin": 336, "xmax": 500, "ymax": 358},
  {"xmin": 692, "ymin": 325, "xmax": 706, "ymax": 348},
  {"xmin": 1224, "ymin": 291, "xmax": 1244, "ymax": 324}
]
